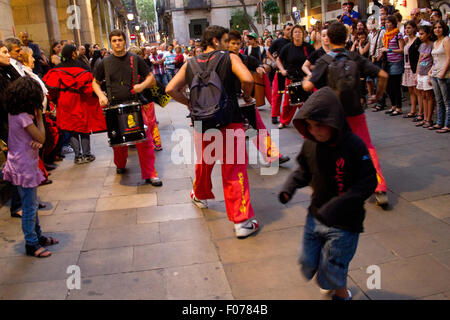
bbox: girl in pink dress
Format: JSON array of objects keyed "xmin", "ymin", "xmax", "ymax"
[{"xmin": 2, "ymin": 77, "xmax": 58, "ymax": 258}]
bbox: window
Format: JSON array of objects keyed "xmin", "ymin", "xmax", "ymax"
[{"xmin": 310, "ymin": 0, "xmax": 321, "ymax": 8}]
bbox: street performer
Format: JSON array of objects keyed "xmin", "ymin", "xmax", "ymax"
[
  {"xmin": 166, "ymin": 26, "xmax": 260, "ymax": 239},
  {"xmin": 92, "ymin": 29, "xmax": 162, "ymax": 186}
]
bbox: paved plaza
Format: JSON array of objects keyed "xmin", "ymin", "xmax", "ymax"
[{"xmin": 0, "ymin": 100, "xmax": 449, "ymax": 300}]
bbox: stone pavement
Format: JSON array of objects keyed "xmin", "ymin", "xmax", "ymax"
[{"xmin": 0, "ymin": 100, "xmax": 449, "ymax": 300}]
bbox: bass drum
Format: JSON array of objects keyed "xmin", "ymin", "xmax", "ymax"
[{"xmin": 103, "ymin": 101, "xmax": 147, "ymax": 147}]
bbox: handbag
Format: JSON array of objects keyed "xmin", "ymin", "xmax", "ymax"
[{"xmin": 0, "ymin": 139, "xmax": 7, "ymax": 169}]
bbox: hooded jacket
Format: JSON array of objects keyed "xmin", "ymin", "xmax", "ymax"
[
  {"xmin": 279, "ymin": 87, "xmax": 377, "ymax": 233},
  {"xmin": 43, "ymin": 60, "xmax": 106, "ymax": 133}
]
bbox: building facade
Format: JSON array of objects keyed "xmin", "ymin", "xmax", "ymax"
[{"xmin": 1, "ymin": 0, "xmax": 156, "ymax": 56}]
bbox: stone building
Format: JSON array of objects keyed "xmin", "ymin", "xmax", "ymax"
[{"xmin": 1, "ymin": 0, "xmax": 155, "ymax": 57}]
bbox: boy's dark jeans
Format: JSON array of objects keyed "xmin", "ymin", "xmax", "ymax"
[{"xmin": 299, "ymin": 214, "xmax": 359, "ymax": 290}]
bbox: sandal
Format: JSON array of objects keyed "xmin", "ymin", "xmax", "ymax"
[
  {"xmin": 385, "ymin": 108, "xmax": 395, "ymax": 114},
  {"xmin": 403, "ymin": 112, "xmax": 416, "ymax": 118},
  {"xmin": 390, "ymin": 110, "xmax": 403, "ymax": 116},
  {"xmin": 415, "ymin": 120, "xmax": 426, "ymax": 127},
  {"xmin": 422, "ymin": 121, "xmax": 433, "ymax": 128},
  {"xmin": 372, "ymin": 105, "xmax": 385, "ymax": 112},
  {"xmin": 412, "ymin": 115, "xmax": 424, "ymax": 122},
  {"xmin": 428, "ymin": 124, "xmax": 442, "ymax": 130},
  {"xmin": 38, "ymin": 236, "xmax": 59, "ymax": 247},
  {"xmin": 25, "ymin": 244, "xmax": 52, "ymax": 258},
  {"xmin": 436, "ymin": 127, "xmax": 450, "ymax": 133}
]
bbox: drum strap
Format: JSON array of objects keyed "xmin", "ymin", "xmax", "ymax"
[{"xmin": 103, "ymin": 56, "xmax": 114, "ymax": 103}]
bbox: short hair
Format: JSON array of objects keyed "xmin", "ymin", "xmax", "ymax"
[
  {"xmin": 404, "ymin": 20, "xmax": 417, "ymax": 31},
  {"xmin": 4, "ymin": 38, "xmax": 21, "ymax": 52},
  {"xmin": 393, "ymin": 12, "xmax": 403, "ymax": 23},
  {"xmin": 418, "ymin": 24, "xmax": 434, "ymax": 41},
  {"xmin": 201, "ymin": 25, "xmax": 229, "ymax": 49},
  {"xmin": 228, "ymin": 30, "xmax": 242, "ymax": 41},
  {"xmin": 4, "ymin": 76, "xmax": 43, "ymax": 115},
  {"xmin": 431, "ymin": 8, "xmax": 443, "ymax": 18},
  {"xmin": 283, "ymin": 22, "xmax": 293, "ymax": 30},
  {"xmin": 109, "ymin": 29, "xmax": 126, "ymax": 41},
  {"xmin": 379, "ymin": 5, "xmax": 388, "ymax": 13},
  {"xmin": 128, "ymin": 45, "xmax": 143, "ymax": 57},
  {"xmin": 20, "ymin": 47, "xmax": 33, "ymax": 64},
  {"xmin": 291, "ymin": 25, "xmax": 305, "ymax": 42},
  {"xmin": 386, "ymin": 15, "xmax": 398, "ymax": 26},
  {"xmin": 327, "ymin": 22, "xmax": 348, "ymax": 45},
  {"xmin": 356, "ymin": 30, "xmax": 368, "ymax": 38},
  {"xmin": 347, "ymin": 2, "xmax": 354, "ymax": 8},
  {"xmin": 433, "ymin": 20, "xmax": 449, "ymax": 38}
]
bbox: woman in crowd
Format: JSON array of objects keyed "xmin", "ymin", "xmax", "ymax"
[
  {"xmin": 50, "ymin": 42, "xmax": 62, "ymax": 67},
  {"xmin": 415, "ymin": 25, "xmax": 435, "ymax": 128},
  {"xmin": 302, "ymin": 27, "xmax": 330, "ymax": 77},
  {"xmin": 174, "ymin": 45, "xmax": 185, "ymax": 73},
  {"xmin": 429, "ymin": 20, "xmax": 450, "ymax": 133},
  {"xmin": 277, "ymin": 25, "xmax": 314, "ymax": 129},
  {"xmin": 402, "ymin": 20, "xmax": 421, "ymax": 119},
  {"xmin": 382, "ymin": 15, "xmax": 405, "ymax": 116},
  {"xmin": 90, "ymin": 49, "xmax": 103, "ymax": 71}
]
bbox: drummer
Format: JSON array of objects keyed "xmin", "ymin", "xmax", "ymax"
[
  {"xmin": 276, "ymin": 25, "xmax": 315, "ymax": 129},
  {"xmin": 92, "ymin": 29, "xmax": 163, "ymax": 186},
  {"xmin": 228, "ymin": 30, "xmax": 290, "ymax": 165},
  {"xmin": 244, "ymin": 33, "xmax": 272, "ymax": 107}
]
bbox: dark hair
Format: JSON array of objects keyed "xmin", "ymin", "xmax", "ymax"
[
  {"xmin": 90, "ymin": 50, "xmax": 102, "ymax": 70},
  {"xmin": 348, "ymin": 2, "xmax": 354, "ymax": 8},
  {"xmin": 385, "ymin": 15, "xmax": 398, "ymax": 27},
  {"xmin": 291, "ymin": 25, "xmax": 304, "ymax": 42},
  {"xmin": 432, "ymin": 20, "xmax": 449, "ymax": 39},
  {"xmin": 393, "ymin": 12, "xmax": 402, "ymax": 24},
  {"xmin": 51, "ymin": 41, "xmax": 60, "ymax": 55},
  {"xmin": 431, "ymin": 8, "xmax": 443, "ymax": 18},
  {"xmin": 327, "ymin": 22, "xmax": 348, "ymax": 45},
  {"xmin": 229, "ymin": 30, "xmax": 242, "ymax": 41},
  {"xmin": 201, "ymin": 25, "xmax": 229, "ymax": 49},
  {"xmin": 4, "ymin": 76, "xmax": 43, "ymax": 115},
  {"xmin": 356, "ymin": 30, "xmax": 368, "ymax": 39},
  {"xmin": 404, "ymin": 20, "xmax": 417, "ymax": 31},
  {"xmin": 379, "ymin": 5, "xmax": 388, "ymax": 13},
  {"xmin": 61, "ymin": 44, "xmax": 76, "ymax": 61},
  {"xmin": 109, "ymin": 29, "xmax": 126, "ymax": 41},
  {"xmin": 418, "ymin": 25, "xmax": 435, "ymax": 41},
  {"xmin": 283, "ymin": 22, "xmax": 293, "ymax": 30},
  {"xmin": 4, "ymin": 38, "xmax": 21, "ymax": 52}
]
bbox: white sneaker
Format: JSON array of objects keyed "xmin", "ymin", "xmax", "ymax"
[
  {"xmin": 234, "ymin": 219, "xmax": 259, "ymax": 239},
  {"xmin": 190, "ymin": 190, "xmax": 207, "ymax": 209},
  {"xmin": 62, "ymin": 145, "xmax": 74, "ymax": 154}
]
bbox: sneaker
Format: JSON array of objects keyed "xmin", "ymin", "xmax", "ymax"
[
  {"xmin": 331, "ymin": 289, "xmax": 352, "ymax": 300},
  {"xmin": 234, "ymin": 219, "xmax": 259, "ymax": 239},
  {"xmin": 62, "ymin": 145, "xmax": 74, "ymax": 154},
  {"xmin": 272, "ymin": 117, "xmax": 279, "ymax": 124},
  {"xmin": 375, "ymin": 191, "xmax": 388, "ymax": 207},
  {"xmin": 279, "ymin": 155, "xmax": 290, "ymax": 164},
  {"xmin": 74, "ymin": 156, "xmax": 84, "ymax": 164},
  {"xmin": 145, "ymin": 177, "xmax": 163, "ymax": 187},
  {"xmin": 190, "ymin": 190, "xmax": 207, "ymax": 209},
  {"xmin": 319, "ymin": 288, "xmax": 333, "ymax": 296},
  {"xmin": 278, "ymin": 123, "xmax": 287, "ymax": 129},
  {"xmin": 116, "ymin": 168, "xmax": 126, "ymax": 174},
  {"xmin": 83, "ymin": 154, "xmax": 96, "ymax": 163}
]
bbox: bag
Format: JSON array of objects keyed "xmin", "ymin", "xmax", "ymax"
[
  {"xmin": 187, "ymin": 51, "xmax": 232, "ymax": 132},
  {"xmin": 322, "ymin": 51, "xmax": 360, "ymax": 112},
  {"xmin": 0, "ymin": 139, "xmax": 7, "ymax": 169}
]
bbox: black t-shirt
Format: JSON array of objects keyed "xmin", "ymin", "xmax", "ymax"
[
  {"xmin": 279, "ymin": 42, "xmax": 315, "ymax": 80},
  {"xmin": 310, "ymin": 48, "xmax": 381, "ymax": 116},
  {"xmin": 268, "ymin": 37, "xmax": 290, "ymax": 56},
  {"xmin": 94, "ymin": 52, "xmax": 150, "ymax": 105},
  {"xmin": 307, "ymin": 47, "xmax": 326, "ymax": 65},
  {"xmin": 244, "ymin": 46, "xmax": 266, "ymax": 64}
]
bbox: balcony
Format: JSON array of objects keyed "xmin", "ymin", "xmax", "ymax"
[{"xmin": 184, "ymin": 0, "xmax": 211, "ymax": 11}]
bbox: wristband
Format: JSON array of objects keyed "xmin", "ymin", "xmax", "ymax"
[{"xmin": 388, "ymin": 49, "xmax": 392, "ymax": 53}]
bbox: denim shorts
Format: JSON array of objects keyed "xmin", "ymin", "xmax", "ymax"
[
  {"xmin": 388, "ymin": 60, "xmax": 404, "ymax": 76},
  {"xmin": 298, "ymin": 214, "xmax": 359, "ymax": 290}
]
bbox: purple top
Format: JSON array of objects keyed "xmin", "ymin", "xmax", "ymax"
[
  {"xmin": 418, "ymin": 42, "xmax": 433, "ymax": 76},
  {"xmin": 2, "ymin": 113, "xmax": 44, "ymax": 188},
  {"xmin": 387, "ymin": 33, "xmax": 403, "ymax": 63}
]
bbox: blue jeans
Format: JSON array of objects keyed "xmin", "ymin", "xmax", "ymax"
[
  {"xmin": 16, "ymin": 186, "xmax": 42, "ymax": 246},
  {"xmin": 299, "ymin": 214, "xmax": 359, "ymax": 290},
  {"xmin": 166, "ymin": 68, "xmax": 176, "ymax": 82},
  {"xmin": 10, "ymin": 185, "xmax": 22, "ymax": 215},
  {"xmin": 155, "ymin": 73, "xmax": 169, "ymax": 88},
  {"xmin": 431, "ymin": 77, "xmax": 450, "ymax": 127}
]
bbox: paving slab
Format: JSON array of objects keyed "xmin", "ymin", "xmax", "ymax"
[
  {"xmin": 166, "ymin": 262, "xmax": 232, "ymax": 299},
  {"xmin": 412, "ymin": 195, "xmax": 450, "ymax": 220},
  {"xmin": 95, "ymin": 193, "xmax": 157, "ymax": 212},
  {"xmin": 67, "ymin": 270, "xmax": 167, "ymax": 300},
  {"xmin": 78, "ymin": 247, "xmax": 134, "ymax": 277},
  {"xmin": 159, "ymin": 218, "xmax": 211, "ymax": 242},
  {"xmin": 39, "ymin": 212, "xmax": 94, "ymax": 232},
  {"xmin": 90, "ymin": 209, "xmax": 138, "ymax": 229},
  {"xmin": 136, "ymin": 203, "xmax": 202, "ymax": 224},
  {"xmin": 0, "ymin": 280, "xmax": 68, "ymax": 300},
  {"xmin": 53, "ymin": 199, "xmax": 97, "ymax": 215}
]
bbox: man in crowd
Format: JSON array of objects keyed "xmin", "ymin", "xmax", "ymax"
[
  {"xmin": 18, "ymin": 31, "xmax": 44, "ymax": 77},
  {"xmin": 267, "ymin": 23, "xmax": 293, "ymax": 124},
  {"xmin": 430, "ymin": 8, "xmax": 443, "ymax": 24},
  {"xmin": 4, "ymin": 38, "xmax": 25, "ymax": 77},
  {"xmin": 150, "ymin": 45, "xmax": 168, "ymax": 87},
  {"xmin": 339, "ymin": 2, "xmax": 359, "ymax": 26},
  {"xmin": 411, "ymin": 8, "xmax": 432, "ymax": 27},
  {"xmin": 77, "ymin": 45, "xmax": 90, "ymax": 70},
  {"xmin": 166, "ymin": 25, "xmax": 260, "ymax": 239},
  {"xmin": 92, "ymin": 29, "xmax": 162, "ymax": 186}
]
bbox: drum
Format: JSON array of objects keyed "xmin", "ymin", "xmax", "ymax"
[
  {"xmin": 253, "ymin": 73, "xmax": 265, "ymax": 107},
  {"xmin": 239, "ymin": 98, "xmax": 257, "ymax": 130},
  {"xmin": 287, "ymin": 82, "xmax": 309, "ymax": 106},
  {"xmin": 103, "ymin": 101, "xmax": 147, "ymax": 147},
  {"xmin": 142, "ymin": 80, "xmax": 172, "ymax": 108}
]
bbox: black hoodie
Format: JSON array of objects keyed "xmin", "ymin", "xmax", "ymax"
[{"xmin": 279, "ymin": 87, "xmax": 377, "ymax": 233}]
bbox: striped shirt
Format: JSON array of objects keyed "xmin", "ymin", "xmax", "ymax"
[
  {"xmin": 387, "ymin": 33, "xmax": 403, "ymax": 63},
  {"xmin": 150, "ymin": 53, "xmax": 165, "ymax": 75}
]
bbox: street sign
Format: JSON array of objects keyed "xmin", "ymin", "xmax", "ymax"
[
  {"xmin": 130, "ymin": 34, "xmax": 136, "ymax": 40},
  {"xmin": 293, "ymin": 11, "xmax": 301, "ymax": 22}
]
